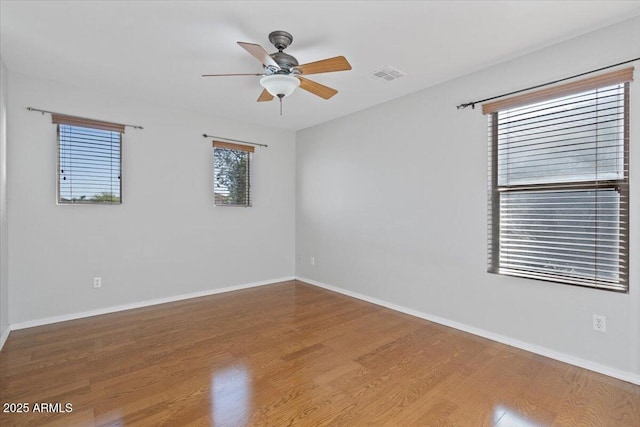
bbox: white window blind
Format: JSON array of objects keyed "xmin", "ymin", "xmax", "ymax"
[
  {"xmin": 213, "ymin": 141, "xmax": 253, "ymax": 207},
  {"xmin": 487, "ymin": 69, "xmax": 631, "ymax": 292},
  {"xmin": 54, "ymin": 114, "xmax": 123, "ymax": 204}
]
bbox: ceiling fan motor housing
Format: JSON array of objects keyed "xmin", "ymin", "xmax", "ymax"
[{"xmin": 270, "ymin": 51, "xmax": 299, "ymax": 73}]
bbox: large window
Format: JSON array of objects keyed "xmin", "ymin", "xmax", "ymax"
[
  {"xmin": 54, "ymin": 114, "xmax": 122, "ymax": 204},
  {"xmin": 213, "ymin": 141, "xmax": 252, "ymax": 207},
  {"xmin": 485, "ymin": 68, "xmax": 631, "ymax": 292}
]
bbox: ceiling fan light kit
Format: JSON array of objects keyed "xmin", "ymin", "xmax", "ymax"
[
  {"xmin": 260, "ymin": 74, "xmax": 300, "ymax": 98},
  {"xmin": 203, "ymin": 30, "xmax": 352, "ymax": 114}
]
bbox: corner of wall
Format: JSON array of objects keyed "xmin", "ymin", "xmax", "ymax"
[{"xmin": 0, "ymin": 57, "xmax": 10, "ymax": 349}]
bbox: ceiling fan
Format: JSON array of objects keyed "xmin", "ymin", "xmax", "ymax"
[{"xmin": 202, "ymin": 30, "xmax": 352, "ymax": 112}]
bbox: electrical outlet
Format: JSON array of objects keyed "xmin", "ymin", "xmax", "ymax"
[
  {"xmin": 93, "ymin": 277, "xmax": 102, "ymax": 289},
  {"xmin": 310, "ymin": 256, "xmax": 315, "ymax": 265},
  {"xmin": 593, "ymin": 314, "xmax": 606, "ymax": 332}
]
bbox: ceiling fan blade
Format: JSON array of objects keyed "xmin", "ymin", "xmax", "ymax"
[
  {"xmin": 257, "ymin": 89, "xmax": 274, "ymax": 102},
  {"xmin": 295, "ymin": 56, "xmax": 352, "ymax": 75},
  {"xmin": 298, "ymin": 77, "xmax": 338, "ymax": 100},
  {"xmin": 202, "ymin": 73, "xmax": 263, "ymax": 77},
  {"xmin": 237, "ymin": 42, "xmax": 279, "ymax": 68}
]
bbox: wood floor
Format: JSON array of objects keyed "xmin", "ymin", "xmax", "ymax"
[{"xmin": 1, "ymin": 280, "xmax": 639, "ymax": 426}]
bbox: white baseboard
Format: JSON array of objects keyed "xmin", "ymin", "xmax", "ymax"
[
  {"xmin": 0, "ymin": 325, "xmax": 10, "ymax": 351},
  {"xmin": 296, "ymin": 276, "xmax": 640, "ymax": 386},
  {"xmin": 9, "ymin": 277, "xmax": 295, "ymax": 332}
]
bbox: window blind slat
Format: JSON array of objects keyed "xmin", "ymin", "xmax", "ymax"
[
  {"xmin": 497, "ymin": 268, "xmax": 626, "ymax": 291},
  {"xmin": 494, "ymin": 85, "xmax": 624, "ymax": 117},
  {"xmin": 497, "ymin": 107, "xmax": 624, "ymax": 133}
]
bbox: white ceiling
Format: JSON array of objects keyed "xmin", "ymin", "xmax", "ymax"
[{"xmin": 2, "ymin": 1, "xmax": 640, "ymax": 131}]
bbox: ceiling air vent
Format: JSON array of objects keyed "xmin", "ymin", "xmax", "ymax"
[{"xmin": 369, "ymin": 66, "xmax": 406, "ymax": 82}]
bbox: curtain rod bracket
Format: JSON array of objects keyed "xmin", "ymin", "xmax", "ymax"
[
  {"xmin": 456, "ymin": 102, "xmax": 476, "ymax": 110},
  {"xmin": 27, "ymin": 107, "xmax": 46, "ymax": 115}
]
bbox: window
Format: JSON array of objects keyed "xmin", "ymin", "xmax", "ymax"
[
  {"xmin": 213, "ymin": 141, "xmax": 253, "ymax": 207},
  {"xmin": 485, "ymin": 68, "xmax": 632, "ymax": 292},
  {"xmin": 54, "ymin": 114, "xmax": 123, "ymax": 204}
]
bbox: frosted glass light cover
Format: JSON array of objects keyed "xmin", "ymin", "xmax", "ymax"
[{"xmin": 260, "ymin": 75, "xmax": 300, "ymax": 97}]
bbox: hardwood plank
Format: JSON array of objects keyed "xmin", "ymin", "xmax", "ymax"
[{"xmin": 1, "ymin": 280, "xmax": 638, "ymax": 426}]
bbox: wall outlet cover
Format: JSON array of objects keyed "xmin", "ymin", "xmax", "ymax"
[{"xmin": 593, "ymin": 314, "xmax": 606, "ymax": 332}]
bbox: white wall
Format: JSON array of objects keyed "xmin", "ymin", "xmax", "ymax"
[
  {"xmin": 7, "ymin": 72, "xmax": 296, "ymax": 325},
  {"xmin": 0, "ymin": 58, "xmax": 9, "ymax": 345},
  {"xmin": 296, "ymin": 17, "xmax": 640, "ymax": 379}
]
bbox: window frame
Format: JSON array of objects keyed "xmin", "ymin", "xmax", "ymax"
[
  {"xmin": 486, "ymin": 69, "xmax": 632, "ymax": 292},
  {"xmin": 54, "ymin": 116, "xmax": 123, "ymax": 205},
  {"xmin": 212, "ymin": 141, "xmax": 253, "ymax": 207}
]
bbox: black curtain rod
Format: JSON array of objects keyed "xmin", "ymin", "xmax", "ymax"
[
  {"xmin": 456, "ymin": 57, "xmax": 640, "ymax": 110},
  {"xmin": 202, "ymin": 133, "xmax": 268, "ymax": 148},
  {"xmin": 26, "ymin": 107, "xmax": 144, "ymax": 129}
]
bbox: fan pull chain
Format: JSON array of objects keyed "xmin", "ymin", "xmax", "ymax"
[{"xmin": 278, "ymin": 94, "xmax": 284, "ymax": 116}]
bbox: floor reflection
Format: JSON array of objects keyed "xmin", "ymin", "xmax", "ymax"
[
  {"xmin": 494, "ymin": 405, "xmax": 542, "ymax": 426},
  {"xmin": 211, "ymin": 365, "xmax": 251, "ymax": 426}
]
